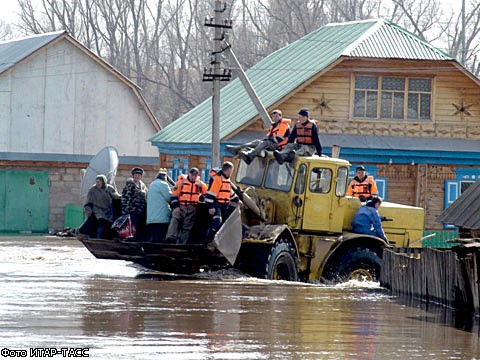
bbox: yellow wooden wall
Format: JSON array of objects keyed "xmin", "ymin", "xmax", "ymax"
[
  {"xmin": 377, "ymin": 164, "xmax": 457, "ymax": 229},
  {"xmin": 247, "ymin": 58, "xmax": 480, "ymax": 138}
]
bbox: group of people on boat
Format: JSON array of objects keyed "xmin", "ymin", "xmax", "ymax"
[{"xmin": 82, "ymin": 162, "xmax": 240, "ymax": 244}]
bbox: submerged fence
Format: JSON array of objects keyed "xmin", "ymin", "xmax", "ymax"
[{"xmin": 380, "ymin": 246, "xmax": 480, "ymax": 314}]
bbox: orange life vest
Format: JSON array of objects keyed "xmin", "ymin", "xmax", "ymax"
[
  {"xmin": 207, "ymin": 174, "xmax": 232, "ymax": 204},
  {"xmin": 267, "ymin": 119, "xmax": 291, "ymax": 149},
  {"xmin": 173, "ymin": 178, "xmax": 206, "ymax": 206},
  {"xmin": 296, "ymin": 120, "xmax": 315, "ymax": 145},
  {"xmin": 348, "ymin": 176, "xmax": 378, "ymax": 198}
]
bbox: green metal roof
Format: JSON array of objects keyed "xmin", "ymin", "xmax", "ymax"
[
  {"xmin": 150, "ymin": 19, "xmax": 454, "ymax": 145},
  {"xmin": 345, "ymin": 20, "xmax": 452, "ymax": 60}
]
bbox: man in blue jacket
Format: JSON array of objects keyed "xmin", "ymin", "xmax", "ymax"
[
  {"xmin": 146, "ymin": 169, "xmax": 172, "ymax": 242},
  {"xmin": 351, "ymin": 197, "xmax": 388, "ymax": 242}
]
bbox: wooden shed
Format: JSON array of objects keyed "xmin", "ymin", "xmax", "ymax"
[
  {"xmin": 0, "ymin": 31, "xmax": 161, "ymax": 231},
  {"xmin": 438, "ymin": 179, "xmax": 480, "ymax": 237},
  {"xmin": 150, "ymin": 19, "xmax": 480, "ymax": 231}
]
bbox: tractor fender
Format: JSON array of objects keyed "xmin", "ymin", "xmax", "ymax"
[
  {"xmin": 316, "ymin": 232, "xmax": 389, "ymax": 280},
  {"xmin": 244, "ymin": 224, "xmax": 299, "ymax": 258}
]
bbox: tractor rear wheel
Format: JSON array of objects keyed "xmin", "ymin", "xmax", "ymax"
[
  {"xmin": 266, "ymin": 241, "xmax": 298, "ymax": 281},
  {"xmin": 323, "ymin": 247, "xmax": 381, "ymax": 283}
]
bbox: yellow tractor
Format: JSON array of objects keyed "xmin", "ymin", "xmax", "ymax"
[
  {"xmin": 78, "ymin": 152, "xmax": 424, "ymax": 282},
  {"xmin": 232, "ymin": 154, "xmax": 424, "ymax": 282}
]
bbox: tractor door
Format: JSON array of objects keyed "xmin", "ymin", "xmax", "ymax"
[
  {"xmin": 329, "ymin": 166, "xmax": 349, "ymax": 232},
  {"xmin": 302, "ymin": 166, "xmax": 334, "ymax": 231},
  {"xmin": 290, "ymin": 162, "xmax": 308, "ymax": 229}
]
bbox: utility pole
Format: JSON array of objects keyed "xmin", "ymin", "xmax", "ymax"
[
  {"xmin": 461, "ymin": 0, "xmax": 466, "ymax": 66},
  {"xmin": 224, "ymin": 42, "xmax": 272, "ymax": 128},
  {"xmin": 203, "ymin": 1, "xmax": 232, "ymax": 168}
]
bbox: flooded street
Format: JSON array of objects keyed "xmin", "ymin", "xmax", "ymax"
[{"xmin": 0, "ymin": 236, "xmax": 479, "ymax": 359}]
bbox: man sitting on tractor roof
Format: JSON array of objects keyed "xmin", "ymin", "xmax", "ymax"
[
  {"xmin": 347, "ymin": 165, "xmax": 378, "ymax": 202},
  {"xmin": 273, "ymin": 108, "xmax": 322, "ymax": 164},
  {"xmin": 226, "ymin": 109, "xmax": 291, "ymax": 165}
]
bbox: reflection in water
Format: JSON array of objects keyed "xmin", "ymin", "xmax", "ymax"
[
  {"xmin": 396, "ymin": 294, "xmax": 479, "ymax": 333},
  {"xmin": 0, "ymin": 236, "xmax": 478, "ymax": 359}
]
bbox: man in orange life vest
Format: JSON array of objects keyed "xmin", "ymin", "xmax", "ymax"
[
  {"xmin": 274, "ymin": 108, "xmax": 322, "ymax": 164},
  {"xmin": 205, "ymin": 161, "xmax": 240, "ymax": 235},
  {"xmin": 347, "ymin": 165, "xmax": 379, "ymax": 202},
  {"xmin": 226, "ymin": 109, "xmax": 291, "ymax": 165},
  {"xmin": 165, "ymin": 167, "xmax": 207, "ymax": 244}
]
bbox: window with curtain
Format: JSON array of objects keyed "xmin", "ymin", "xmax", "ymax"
[{"xmin": 354, "ymin": 75, "xmax": 432, "ymax": 121}]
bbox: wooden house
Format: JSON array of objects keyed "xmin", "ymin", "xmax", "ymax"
[
  {"xmin": 0, "ymin": 31, "xmax": 161, "ymax": 232},
  {"xmin": 150, "ymin": 19, "xmax": 480, "ymax": 230}
]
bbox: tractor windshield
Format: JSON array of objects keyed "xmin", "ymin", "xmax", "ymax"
[
  {"xmin": 236, "ymin": 156, "xmax": 267, "ymax": 186},
  {"xmin": 265, "ymin": 160, "xmax": 294, "ymax": 192}
]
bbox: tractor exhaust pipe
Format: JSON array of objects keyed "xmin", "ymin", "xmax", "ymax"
[{"xmin": 331, "ymin": 145, "xmax": 341, "ymax": 158}]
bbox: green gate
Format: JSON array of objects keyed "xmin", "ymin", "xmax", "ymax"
[{"xmin": 0, "ymin": 170, "xmax": 49, "ymax": 232}]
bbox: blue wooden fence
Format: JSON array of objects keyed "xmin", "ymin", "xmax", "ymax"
[{"xmin": 167, "ymin": 158, "xmax": 212, "ymax": 183}]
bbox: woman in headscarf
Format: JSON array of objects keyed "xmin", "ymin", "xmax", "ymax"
[{"xmin": 84, "ymin": 174, "xmax": 121, "ymax": 238}]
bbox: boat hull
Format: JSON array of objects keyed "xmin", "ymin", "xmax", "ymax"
[{"xmin": 79, "ymin": 236, "xmax": 230, "ymax": 273}]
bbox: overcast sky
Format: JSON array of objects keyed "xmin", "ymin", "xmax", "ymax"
[
  {"xmin": 1, "ymin": 0, "xmax": 18, "ymax": 23},
  {"xmin": 0, "ymin": 0, "xmax": 461, "ymax": 35},
  {"xmin": 0, "ymin": 0, "xmax": 459, "ymax": 23}
]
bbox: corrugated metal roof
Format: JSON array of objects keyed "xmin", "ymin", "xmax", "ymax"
[
  {"xmin": 150, "ymin": 19, "xmax": 454, "ymax": 145},
  {"xmin": 0, "ymin": 31, "xmax": 65, "ymax": 74},
  {"xmin": 437, "ymin": 180, "xmax": 480, "ymax": 230},
  {"xmin": 346, "ymin": 20, "xmax": 452, "ymax": 60}
]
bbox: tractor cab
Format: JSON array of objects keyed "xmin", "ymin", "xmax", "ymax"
[{"xmin": 235, "ymin": 154, "xmax": 351, "ymax": 233}]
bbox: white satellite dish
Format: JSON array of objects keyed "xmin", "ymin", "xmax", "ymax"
[{"xmin": 80, "ymin": 146, "xmax": 119, "ymax": 200}]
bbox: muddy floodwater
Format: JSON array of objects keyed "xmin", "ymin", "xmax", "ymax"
[{"xmin": 0, "ymin": 236, "xmax": 479, "ymax": 360}]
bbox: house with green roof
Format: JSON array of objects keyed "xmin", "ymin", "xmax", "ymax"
[{"xmin": 150, "ymin": 19, "xmax": 480, "ymax": 230}]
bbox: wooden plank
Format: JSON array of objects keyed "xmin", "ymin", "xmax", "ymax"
[
  {"xmin": 336, "ymin": 58, "xmax": 454, "ymax": 70},
  {"xmin": 474, "ymin": 253, "xmax": 480, "ymax": 314},
  {"xmin": 294, "ymin": 92, "xmax": 351, "ymax": 100},
  {"xmin": 436, "ymin": 80, "xmax": 478, "ymax": 88},
  {"xmin": 308, "ymin": 86, "xmax": 351, "ymax": 94}
]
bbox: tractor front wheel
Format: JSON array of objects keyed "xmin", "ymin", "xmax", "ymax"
[{"xmin": 266, "ymin": 241, "xmax": 299, "ymax": 281}]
